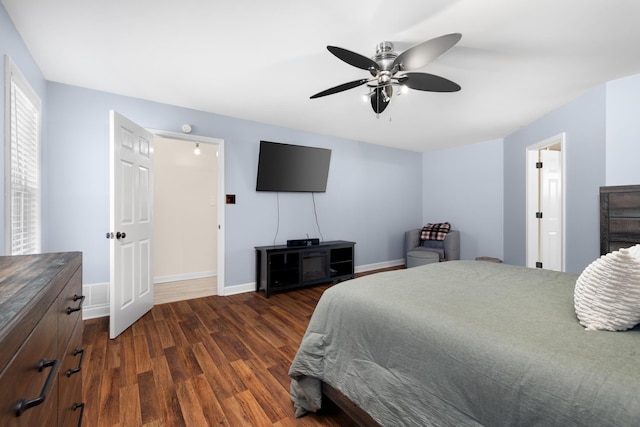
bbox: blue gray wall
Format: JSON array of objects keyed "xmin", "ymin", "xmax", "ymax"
[
  {"xmin": 45, "ymin": 83, "xmax": 423, "ymax": 287},
  {"xmin": 424, "ymin": 85, "xmax": 607, "ymax": 273},
  {"xmin": 606, "ymin": 73, "xmax": 640, "ymax": 185},
  {"xmin": 503, "ymin": 86, "xmax": 606, "ymax": 273},
  {"xmin": 422, "ymin": 138, "xmax": 504, "ymax": 261},
  {"xmin": 425, "ymin": 80, "xmax": 640, "ymax": 274}
]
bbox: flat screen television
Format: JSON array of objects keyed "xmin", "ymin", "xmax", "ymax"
[{"xmin": 256, "ymin": 141, "xmax": 332, "ymax": 192}]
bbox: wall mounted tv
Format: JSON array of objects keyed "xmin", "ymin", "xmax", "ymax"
[{"xmin": 256, "ymin": 141, "xmax": 332, "ymax": 192}]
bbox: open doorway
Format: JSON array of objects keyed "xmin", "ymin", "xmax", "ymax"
[
  {"xmin": 151, "ymin": 130, "xmax": 225, "ymax": 302},
  {"xmin": 526, "ymin": 133, "xmax": 565, "ymax": 271}
]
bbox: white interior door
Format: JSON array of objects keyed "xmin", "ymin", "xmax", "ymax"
[
  {"xmin": 539, "ymin": 149, "xmax": 562, "ymax": 271},
  {"xmin": 109, "ymin": 110, "xmax": 154, "ymax": 339},
  {"xmin": 526, "ymin": 134, "xmax": 565, "ymax": 271}
]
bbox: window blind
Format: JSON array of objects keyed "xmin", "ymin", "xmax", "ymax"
[{"xmin": 6, "ymin": 57, "xmax": 41, "ymax": 255}]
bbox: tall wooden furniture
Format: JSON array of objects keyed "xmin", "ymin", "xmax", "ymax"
[
  {"xmin": 600, "ymin": 185, "xmax": 640, "ymax": 255},
  {"xmin": 0, "ymin": 252, "xmax": 84, "ymax": 426},
  {"xmin": 255, "ymin": 241, "xmax": 355, "ymax": 297}
]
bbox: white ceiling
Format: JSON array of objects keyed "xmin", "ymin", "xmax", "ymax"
[{"xmin": 4, "ymin": 0, "xmax": 640, "ymax": 152}]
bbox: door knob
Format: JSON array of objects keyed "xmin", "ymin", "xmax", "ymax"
[{"xmin": 116, "ymin": 232, "xmax": 126, "ymax": 240}]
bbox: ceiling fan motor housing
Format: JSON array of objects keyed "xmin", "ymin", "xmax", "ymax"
[{"xmin": 372, "ymin": 41, "xmax": 398, "ymax": 75}]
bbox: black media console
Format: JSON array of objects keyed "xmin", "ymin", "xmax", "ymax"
[{"xmin": 255, "ymin": 240, "xmax": 356, "ymax": 298}]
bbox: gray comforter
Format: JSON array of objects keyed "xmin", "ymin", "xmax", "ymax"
[{"xmin": 289, "ymin": 261, "xmax": 640, "ymax": 426}]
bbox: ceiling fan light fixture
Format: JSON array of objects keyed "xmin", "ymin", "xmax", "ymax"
[{"xmin": 312, "ymin": 33, "xmax": 462, "ymax": 114}]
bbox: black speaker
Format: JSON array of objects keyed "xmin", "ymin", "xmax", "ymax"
[{"xmin": 287, "ymin": 238, "xmax": 320, "ymax": 247}]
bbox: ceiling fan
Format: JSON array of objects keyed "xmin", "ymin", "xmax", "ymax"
[{"xmin": 310, "ymin": 33, "xmax": 462, "ymax": 114}]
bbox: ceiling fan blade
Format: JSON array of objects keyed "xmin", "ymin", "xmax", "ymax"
[
  {"xmin": 310, "ymin": 79, "xmax": 369, "ymax": 99},
  {"xmin": 402, "ymin": 72, "xmax": 461, "ymax": 92},
  {"xmin": 370, "ymin": 86, "xmax": 392, "ymax": 114},
  {"xmin": 393, "ymin": 33, "xmax": 462, "ymax": 71},
  {"xmin": 327, "ymin": 46, "xmax": 380, "ymax": 71}
]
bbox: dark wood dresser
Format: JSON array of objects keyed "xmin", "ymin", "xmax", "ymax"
[
  {"xmin": 600, "ymin": 185, "xmax": 640, "ymax": 254},
  {"xmin": 0, "ymin": 252, "xmax": 84, "ymax": 426}
]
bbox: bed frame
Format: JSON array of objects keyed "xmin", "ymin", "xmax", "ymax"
[{"xmin": 322, "ymin": 382, "xmax": 380, "ymax": 427}]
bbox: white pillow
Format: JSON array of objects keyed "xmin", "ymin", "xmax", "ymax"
[{"xmin": 574, "ymin": 244, "xmax": 640, "ymax": 331}]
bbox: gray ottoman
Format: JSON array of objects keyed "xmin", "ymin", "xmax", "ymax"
[{"xmin": 407, "ymin": 248, "xmax": 440, "ymax": 268}]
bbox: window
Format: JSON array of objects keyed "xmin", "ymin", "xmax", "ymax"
[{"xmin": 5, "ymin": 56, "xmax": 42, "ymax": 255}]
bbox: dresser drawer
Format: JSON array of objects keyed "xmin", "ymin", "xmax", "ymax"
[
  {"xmin": 59, "ymin": 322, "xmax": 84, "ymax": 427},
  {"xmin": 0, "ymin": 301, "xmax": 58, "ymax": 426},
  {"xmin": 57, "ymin": 267, "xmax": 83, "ymax": 358}
]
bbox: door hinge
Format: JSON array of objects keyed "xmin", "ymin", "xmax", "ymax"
[
  {"xmin": 536, "ymin": 161, "xmax": 543, "ymax": 169},
  {"xmin": 536, "ymin": 212, "xmax": 543, "ymax": 219},
  {"xmin": 536, "ymin": 262, "xmax": 543, "ymax": 268}
]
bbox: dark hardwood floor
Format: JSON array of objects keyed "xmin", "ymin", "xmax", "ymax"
[{"xmin": 82, "ymin": 268, "xmax": 401, "ymax": 426}]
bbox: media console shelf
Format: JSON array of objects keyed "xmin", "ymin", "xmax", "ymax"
[{"xmin": 255, "ymin": 240, "xmax": 355, "ymax": 298}]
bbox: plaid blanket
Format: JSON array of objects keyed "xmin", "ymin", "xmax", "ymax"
[{"xmin": 420, "ymin": 222, "xmax": 451, "ymax": 241}]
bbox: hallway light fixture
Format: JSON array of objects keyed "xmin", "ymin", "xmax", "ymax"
[{"xmin": 194, "ymin": 142, "xmax": 201, "ymax": 156}]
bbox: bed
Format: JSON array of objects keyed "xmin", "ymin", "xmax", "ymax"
[{"xmin": 288, "ymin": 260, "xmax": 640, "ymax": 426}]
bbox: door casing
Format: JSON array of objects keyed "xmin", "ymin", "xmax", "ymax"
[
  {"xmin": 525, "ymin": 133, "xmax": 566, "ymax": 271},
  {"xmin": 149, "ymin": 129, "xmax": 225, "ymax": 296}
]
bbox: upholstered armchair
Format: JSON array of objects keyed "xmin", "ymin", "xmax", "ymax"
[{"xmin": 404, "ymin": 228, "xmax": 460, "ymax": 268}]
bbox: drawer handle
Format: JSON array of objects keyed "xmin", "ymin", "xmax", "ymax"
[
  {"xmin": 66, "ymin": 348, "xmax": 85, "ymax": 377},
  {"xmin": 66, "ymin": 294, "xmax": 86, "ymax": 315},
  {"xmin": 72, "ymin": 402, "xmax": 85, "ymax": 427},
  {"xmin": 14, "ymin": 358, "xmax": 59, "ymax": 417}
]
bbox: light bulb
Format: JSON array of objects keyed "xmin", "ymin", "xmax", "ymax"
[{"xmin": 194, "ymin": 143, "xmax": 201, "ymax": 156}]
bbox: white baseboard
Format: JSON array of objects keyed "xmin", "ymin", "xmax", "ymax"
[
  {"xmin": 154, "ymin": 271, "xmax": 217, "ymax": 284},
  {"xmin": 81, "ymin": 260, "xmax": 405, "ymax": 318},
  {"xmin": 82, "ymin": 281, "xmax": 110, "ymax": 320},
  {"xmin": 225, "ymin": 260, "xmax": 405, "ymax": 297},
  {"xmin": 355, "ymin": 259, "xmax": 405, "ymax": 273},
  {"xmin": 83, "ymin": 304, "xmax": 110, "ymax": 320},
  {"xmin": 221, "ymin": 282, "xmax": 255, "ymax": 296},
  {"xmin": 81, "ymin": 273, "xmax": 219, "ymax": 319}
]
